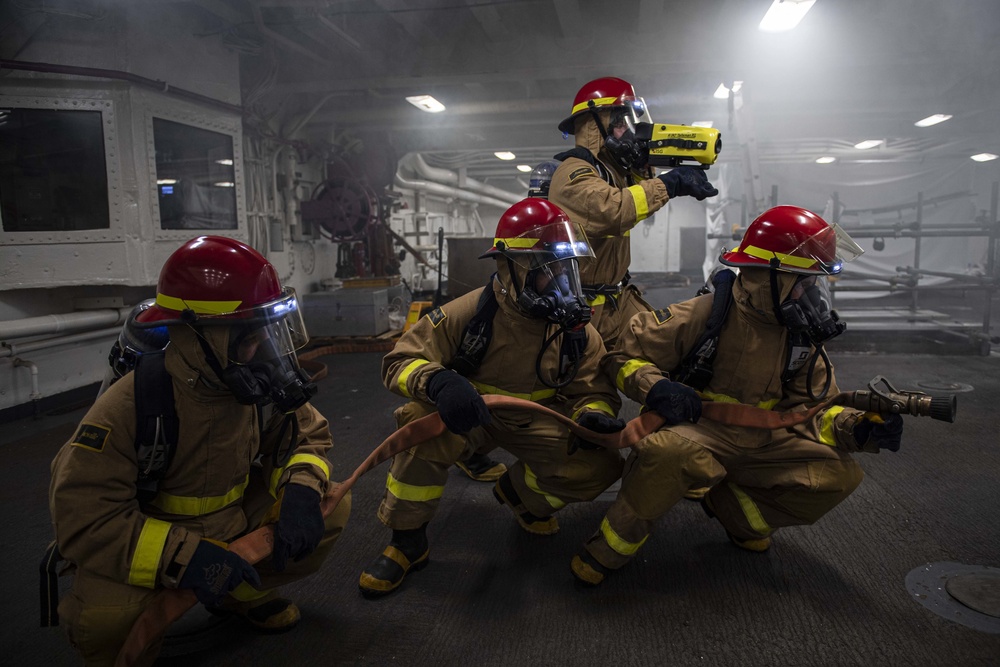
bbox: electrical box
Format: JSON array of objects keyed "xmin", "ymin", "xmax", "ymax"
[{"xmin": 301, "ymin": 288, "xmax": 390, "ymax": 337}]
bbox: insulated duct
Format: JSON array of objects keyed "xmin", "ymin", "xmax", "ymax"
[
  {"xmin": 393, "ymin": 172, "xmax": 515, "ymax": 210},
  {"xmin": 397, "ymin": 153, "xmax": 522, "ymax": 206}
]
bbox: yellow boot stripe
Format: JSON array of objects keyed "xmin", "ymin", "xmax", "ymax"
[
  {"xmin": 382, "ymin": 545, "xmax": 412, "ymax": 570},
  {"xmin": 386, "ymin": 472, "xmax": 445, "ymax": 502},
  {"xmin": 728, "ymin": 482, "xmax": 772, "ymax": 536},
  {"xmin": 599, "ymin": 517, "xmax": 648, "ymax": 556},
  {"xmin": 524, "ymin": 464, "xmax": 566, "ymax": 510}
]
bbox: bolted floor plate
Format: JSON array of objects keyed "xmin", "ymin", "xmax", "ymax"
[{"xmin": 906, "ymin": 562, "xmax": 1000, "ymax": 634}]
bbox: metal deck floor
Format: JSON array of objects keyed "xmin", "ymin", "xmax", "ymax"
[{"xmin": 4, "ymin": 286, "xmax": 1000, "ymax": 666}]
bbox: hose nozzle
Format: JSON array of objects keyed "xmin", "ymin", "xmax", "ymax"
[{"xmin": 846, "ymin": 375, "xmax": 957, "ymax": 423}]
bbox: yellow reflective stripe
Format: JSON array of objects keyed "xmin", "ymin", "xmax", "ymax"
[
  {"xmin": 617, "ymin": 359, "xmax": 654, "ymax": 391},
  {"xmin": 700, "ymin": 391, "xmax": 779, "ymax": 410},
  {"xmin": 127, "ymin": 518, "xmax": 171, "ymax": 588},
  {"xmin": 149, "ymin": 475, "xmax": 249, "ymax": 516},
  {"xmin": 230, "ymin": 581, "xmax": 270, "ymax": 602},
  {"xmin": 586, "ymin": 294, "xmax": 607, "ymax": 307},
  {"xmin": 599, "ymin": 231, "xmax": 630, "ymax": 238},
  {"xmin": 742, "ymin": 244, "xmax": 817, "ymax": 269},
  {"xmin": 156, "ymin": 293, "xmax": 242, "ymax": 315},
  {"xmin": 819, "ymin": 405, "xmax": 845, "ymax": 447},
  {"xmin": 269, "ymin": 453, "xmax": 331, "ymax": 497},
  {"xmin": 628, "ymin": 184, "xmax": 650, "ymax": 221},
  {"xmin": 729, "ymin": 482, "xmax": 772, "ymax": 536},
  {"xmin": 571, "ymin": 96, "xmax": 618, "ymax": 116},
  {"xmin": 495, "ymin": 236, "xmax": 540, "ymax": 249},
  {"xmin": 398, "ymin": 359, "xmax": 430, "ymax": 398},
  {"xmin": 524, "ymin": 464, "xmax": 566, "ymax": 510},
  {"xmin": 386, "ymin": 472, "xmax": 444, "ymax": 502},
  {"xmin": 469, "ymin": 380, "xmax": 557, "ymax": 402},
  {"xmin": 599, "ymin": 517, "xmax": 648, "ymax": 556},
  {"xmin": 571, "ymin": 401, "xmax": 616, "ymax": 421}
]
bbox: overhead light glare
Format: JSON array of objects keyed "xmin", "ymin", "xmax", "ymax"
[
  {"xmin": 854, "ymin": 139, "xmax": 884, "ymax": 150},
  {"xmin": 815, "ymin": 156, "xmax": 837, "ymax": 164},
  {"xmin": 758, "ymin": 0, "xmax": 817, "ymax": 33},
  {"xmin": 405, "ymin": 95, "xmax": 446, "ymax": 113},
  {"xmin": 691, "ymin": 120, "xmax": 714, "ymax": 128},
  {"xmin": 516, "ymin": 164, "xmax": 533, "ymax": 173},
  {"xmin": 494, "ymin": 151, "xmax": 516, "ymax": 161},
  {"xmin": 156, "ymin": 179, "xmax": 177, "ymax": 185},
  {"xmin": 971, "ymin": 153, "xmax": 998, "ymax": 162},
  {"xmin": 713, "ymin": 83, "xmax": 730, "ymax": 99},
  {"xmin": 914, "ymin": 114, "xmax": 952, "ymax": 128},
  {"xmin": 214, "ymin": 158, "xmax": 234, "ymax": 166}
]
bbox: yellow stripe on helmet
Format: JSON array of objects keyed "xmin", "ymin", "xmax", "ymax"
[
  {"xmin": 156, "ymin": 293, "xmax": 243, "ymax": 315},
  {"xmin": 741, "ymin": 245, "xmax": 817, "ymax": 269},
  {"xmin": 495, "ymin": 236, "xmax": 540, "ymax": 250},
  {"xmin": 571, "ymin": 96, "xmax": 620, "ymax": 116}
]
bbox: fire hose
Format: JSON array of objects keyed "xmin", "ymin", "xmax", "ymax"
[{"xmin": 115, "ymin": 375, "xmax": 953, "ymax": 665}]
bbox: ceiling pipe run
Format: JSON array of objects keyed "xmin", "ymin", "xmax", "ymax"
[
  {"xmin": 393, "ymin": 172, "xmax": 514, "ymax": 210},
  {"xmin": 398, "ymin": 153, "xmax": 522, "ymax": 206},
  {"xmin": 0, "ymin": 308, "xmax": 131, "ymax": 341}
]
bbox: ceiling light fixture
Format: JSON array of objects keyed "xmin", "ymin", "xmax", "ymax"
[
  {"xmin": 405, "ymin": 95, "xmax": 446, "ymax": 113},
  {"xmin": 971, "ymin": 153, "xmax": 998, "ymax": 162},
  {"xmin": 214, "ymin": 158, "xmax": 234, "ymax": 166},
  {"xmin": 494, "ymin": 151, "xmax": 516, "ymax": 161},
  {"xmin": 854, "ymin": 139, "xmax": 884, "ymax": 150},
  {"xmin": 914, "ymin": 114, "xmax": 952, "ymax": 128},
  {"xmin": 713, "ymin": 83, "xmax": 730, "ymax": 99},
  {"xmin": 156, "ymin": 179, "xmax": 177, "ymax": 185},
  {"xmin": 759, "ymin": 0, "xmax": 817, "ymax": 33},
  {"xmin": 516, "ymin": 164, "xmax": 533, "ymax": 173},
  {"xmin": 214, "ymin": 182, "xmax": 235, "ymax": 187},
  {"xmin": 815, "ymin": 156, "xmax": 837, "ymax": 164}
]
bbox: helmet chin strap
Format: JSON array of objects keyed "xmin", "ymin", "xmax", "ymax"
[
  {"xmin": 586, "ymin": 100, "xmax": 611, "ymax": 141},
  {"xmin": 768, "ymin": 258, "xmax": 787, "ymax": 326}
]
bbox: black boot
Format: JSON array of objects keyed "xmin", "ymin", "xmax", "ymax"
[
  {"xmin": 492, "ymin": 472, "xmax": 559, "ymax": 535},
  {"xmin": 359, "ymin": 524, "xmax": 430, "ymax": 597},
  {"xmin": 455, "ymin": 451, "xmax": 507, "ymax": 482}
]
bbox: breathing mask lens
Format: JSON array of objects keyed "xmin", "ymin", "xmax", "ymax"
[
  {"xmin": 517, "ymin": 258, "xmax": 590, "ymax": 328},
  {"xmin": 779, "ymin": 276, "xmax": 845, "ymax": 344}
]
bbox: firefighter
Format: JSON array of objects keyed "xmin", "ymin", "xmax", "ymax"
[
  {"xmin": 359, "ymin": 198, "xmax": 626, "ymax": 597},
  {"xmin": 48, "ymin": 236, "xmax": 351, "ymax": 665},
  {"xmin": 571, "ymin": 206, "xmax": 905, "ymax": 585},
  {"xmin": 549, "ymin": 76, "xmax": 719, "ymax": 350}
]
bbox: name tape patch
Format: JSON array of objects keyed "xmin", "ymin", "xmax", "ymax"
[
  {"xmin": 71, "ymin": 423, "xmax": 111, "ymax": 452},
  {"xmin": 568, "ymin": 166, "xmax": 595, "ymax": 182}
]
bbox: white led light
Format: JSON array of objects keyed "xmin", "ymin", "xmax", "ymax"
[
  {"xmin": 971, "ymin": 153, "xmax": 998, "ymax": 162},
  {"xmin": 914, "ymin": 114, "xmax": 952, "ymax": 128},
  {"xmin": 494, "ymin": 151, "xmax": 516, "ymax": 161},
  {"xmin": 516, "ymin": 164, "xmax": 532, "ymax": 173},
  {"xmin": 854, "ymin": 139, "xmax": 884, "ymax": 150},
  {"xmin": 405, "ymin": 95, "xmax": 446, "ymax": 113},
  {"xmin": 815, "ymin": 156, "xmax": 837, "ymax": 164},
  {"xmin": 759, "ymin": 0, "xmax": 817, "ymax": 33}
]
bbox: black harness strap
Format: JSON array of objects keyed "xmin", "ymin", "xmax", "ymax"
[
  {"xmin": 449, "ymin": 276, "xmax": 500, "ymax": 377},
  {"xmin": 672, "ymin": 269, "xmax": 736, "ymax": 391},
  {"xmin": 133, "ymin": 352, "xmax": 179, "ymax": 503}
]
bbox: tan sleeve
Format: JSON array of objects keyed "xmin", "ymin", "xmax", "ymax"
[
  {"xmin": 260, "ymin": 403, "xmax": 335, "ymax": 496},
  {"xmin": 558, "ymin": 325, "xmax": 623, "ymax": 420}
]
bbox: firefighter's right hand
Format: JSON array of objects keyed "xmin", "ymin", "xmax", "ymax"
[
  {"xmin": 646, "ymin": 379, "xmax": 702, "ymax": 425},
  {"xmin": 426, "ymin": 370, "xmax": 492, "ymax": 434},
  {"xmin": 658, "ymin": 166, "xmax": 719, "ymax": 201},
  {"xmin": 179, "ymin": 540, "xmax": 261, "ymax": 607},
  {"xmin": 853, "ymin": 413, "xmax": 903, "ymax": 452}
]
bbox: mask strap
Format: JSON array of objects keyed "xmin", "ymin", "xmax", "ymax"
[
  {"xmin": 768, "ymin": 259, "xmax": 786, "ymax": 325},
  {"xmin": 586, "ymin": 100, "xmax": 610, "ymax": 141}
]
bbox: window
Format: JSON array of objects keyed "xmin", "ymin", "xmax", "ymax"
[
  {"xmin": 153, "ymin": 118, "xmax": 237, "ymax": 230},
  {"xmin": 0, "ymin": 108, "xmax": 110, "ymax": 232}
]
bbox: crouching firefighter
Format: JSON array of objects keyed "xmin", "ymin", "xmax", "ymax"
[
  {"xmin": 359, "ymin": 198, "xmax": 626, "ymax": 597},
  {"xmin": 572, "ymin": 205, "xmax": 905, "ymax": 586},
  {"xmin": 44, "ymin": 236, "xmax": 351, "ymax": 666}
]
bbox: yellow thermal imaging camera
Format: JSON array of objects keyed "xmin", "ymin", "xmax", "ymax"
[{"xmin": 637, "ymin": 124, "xmax": 722, "ymax": 168}]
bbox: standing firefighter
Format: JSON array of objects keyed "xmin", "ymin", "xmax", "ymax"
[
  {"xmin": 47, "ymin": 236, "xmax": 351, "ymax": 665},
  {"xmin": 549, "ymin": 76, "xmax": 719, "ymax": 349},
  {"xmin": 360, "ymin": 198, "xmax": 626, "ymax": 596},
  {"xmin": 572, "ymin": 206, "xmax": 905, "ymax": 585}
]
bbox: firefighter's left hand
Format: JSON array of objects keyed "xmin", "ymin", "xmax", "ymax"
[
  {"xmin": 568, "ymin": 412, "xmax": 625, "ymax": 454},
  {"xmin": 853, "ymin": 413, "xmax": 903, "ymax": 452},
  {"xmin": 273, "ymin": 484, "xmax": 325, "ymax": 572}
]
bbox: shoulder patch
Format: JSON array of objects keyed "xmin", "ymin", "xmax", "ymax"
[
  {"xmin": 71, "ymin": 422, "xmax": 111, "ymax": 452},
  {"xmin": 568, "ymin": 166, "xmax": 595, "ymax": 182},
  {"xmin": 426, "ymin": 308, "xmax": 447, "ymax": 328},
  {"xmin": 652, "ymin": 308, "xmax": 673, "ymax": 325}
]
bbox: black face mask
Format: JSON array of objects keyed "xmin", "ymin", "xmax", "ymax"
[
  {"xmin": 779, "ymin": 278, "xmax": 846, "ymax": 345},
  {"xmin": 604, "ymin": 128, "xmax": 649, "ymax": 172},
  {"xmin": 517, "ymin": 270, "xmax": 591, "ymax": 330},
  {"xmin": 221, "ymin": 357, "xmax": 316, "ymax": 413}
]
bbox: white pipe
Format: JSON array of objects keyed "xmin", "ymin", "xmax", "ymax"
[
  {"xmin": 0, "ymin": 308, "xmax": 130, "ymax": 340},
  {"xmin": 12, "ymin": 358, "xmax": 41, "ymax": 401},
  {"xmin": 394, "ymin": 172, "xmax": 514, "ymax": 210},
  {"xmin": 0, "ymin": 326, "xmax": 121, "ymax": 358},
  {"xmin": 399, "ymin": 153, "xmax": 522, "ymax": 206}
]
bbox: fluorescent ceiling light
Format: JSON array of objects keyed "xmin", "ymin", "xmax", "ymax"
[
  {"xmin": 815, "ymin": 156, "xmax": 837, "ymax": 164},
  {"xmin": 215, "ymin": 158, "xmax": 234, "ymax": 166},
  {"xmin": 516, "ymin": 164, "xmax": 533, "ymax": 173},
  {"xmin": 713, "ymin": 83, "xmax": 730, "ymax": 99},
  {"xmin": 914, "ymin": 114, "xmax": 952, "ymax": 128},
  {"xmin": 971, "ymin": 153, "xmax": 998, "ymax": 162},
  {"xmin": 494, "ymin": 151, "xmax": 516, "ymax": 161},
  {"xmin": 691, "ymin": 121, "xmax": 714, "ymax": 128},
  {"xmin": 156, "ymin": 179, "xmax": 177, "ymax": 185},
  {"xmin": 854, "ymin": 139, "xmax": 884, "ymax": 150},
  {"xmin": 214, "ymin": 182, "xmax": 235, "ymax": 187},
  {"xmin": 759, "ymin": 0, "xmax": 817, "ymax": 33},
  {"xmin": 405, "ymin": 95, "xmax": 446, "ymax": 113}
]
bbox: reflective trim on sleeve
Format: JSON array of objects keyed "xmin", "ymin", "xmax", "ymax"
[
  {"xmin": 524, "ymin": 464, "xmax": 566, "ymax": 510},
  {"xmin": 728, "ymin": 482, "xmax": 772, "ymax": 536},
  {"xmin": 469, "ymin": 380, "xmax": 557, "ymax": 402},
  {"xmin": 127, "ymin": 518, "xmax": 172, "ymax": 588},
  {"xmin": 586, "ymin": 294, "xmax": 607, "ymax": 307},
  {"xmin": 819, "ymin": 405, "xmax": 846, "ymax": 447},
  {"xmin": 571, "ymin": 401, "xmax": 616, "ymax": 421},
  {"xmin": 149, "ymin": 475, "xmax": 250, "ymax": 516},
  {"xmin": 386, "ymin": 472, "xmax": 445, "ymax": 502},
  {"xmin": 627, "ymin": 184, "xmax": 650, "ymax": 222},
  {"xmin": 397, "ymin": 359, "xmax": 431, "ymax": 398},
  {"xmin": 701, "ymin": 391, "xmax": 780, "ymax": 410},
  {"xmin": 616, "ymin": 359, "xmax": 654, "ymax": 391},
  {"xmin": 269, "ymin": 453, "xmax": 331, "ymax": 496},
  {"xmin": 599, "ymin": 517, "xmax": 648, "ymax": 556}
]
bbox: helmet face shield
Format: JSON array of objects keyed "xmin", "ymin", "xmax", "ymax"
[
  {"xmin": 785, "ymin": 223, "xmax": 865, "ymax": 275},
  {"xmin": 220, "ymin": 289, "xmax": 309, "ymax": 365},
  {"xmin": 608, "ymin": 97, "xmax": 649, "ymax": 136},
  {"xmin": 501, "ymin": 219, "xmax": 594, "ymax": 271}
]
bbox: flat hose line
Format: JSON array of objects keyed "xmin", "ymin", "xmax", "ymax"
[{"xmin": 115, "ymin": 392, "xmax": 837, "ymax": 666}]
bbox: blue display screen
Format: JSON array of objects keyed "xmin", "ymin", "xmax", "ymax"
[{"xmin": 160, "ymin": 186, "xmax": 174, "ymax": 195}]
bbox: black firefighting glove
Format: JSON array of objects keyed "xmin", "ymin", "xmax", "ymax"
[
  {"xmin": 272, "ymin": 484, "xmax": 325, "ymax": 572},
  {"xmin": 179, "ymin": 540, "xmax": 261, "ymax": 606},
  {"xmin": 426, "ymin": 370, "xmax": 492, "ymax": 434},
  {"xmin": 658, "ymin": 166, "xmax": 719, "ymax": 201},
  {"xmin": 568, "ymin": 411, "xmax": 626, "ymax": 455},
  {"xmin": 645, "ymin": 379, "xmax": 702, "ymax": 425},
  {"xmin": 853, "ymin": 413, "xmax": 904, "ymax": 452}
]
